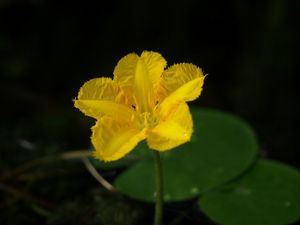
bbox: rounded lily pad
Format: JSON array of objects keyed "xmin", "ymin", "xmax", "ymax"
[
  {"xmin": 115, "ymin": 108, "xmax": 258, "ymax": 202},
  {"xmin": 199, "ymin": 160, "xmax": 300, "ymax": 225}
]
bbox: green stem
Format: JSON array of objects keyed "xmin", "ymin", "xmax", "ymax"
[{"xmin": 153, "ymin": 151, "xmax": 163, "ymax": 225}]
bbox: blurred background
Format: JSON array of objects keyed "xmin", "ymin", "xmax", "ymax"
[{"xmin": 0, "ymin": 0, "xmax": 299, "ymax": 224}]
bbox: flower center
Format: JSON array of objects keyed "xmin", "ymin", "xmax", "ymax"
[{"xmin": 136, "ymin": 112, "xmax": 159, "ymax": 130}]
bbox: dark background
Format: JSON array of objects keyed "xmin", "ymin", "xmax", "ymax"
[{"xmin": 1, "ymin": 0, "xmax": 299, "ymax": 175}]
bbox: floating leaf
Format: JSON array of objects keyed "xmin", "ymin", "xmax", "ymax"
[
  {"xmin": 199, "ymin": 160, "xmax": 300, "ymax": 225},
  {"xmin": 115, "ymin": 108, "xmax": 258, "ymax": 202}
]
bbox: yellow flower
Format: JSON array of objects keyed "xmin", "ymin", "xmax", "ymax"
[{"xmin": 74, "ymin": 51, "xmax": 205, "ymax": 161}]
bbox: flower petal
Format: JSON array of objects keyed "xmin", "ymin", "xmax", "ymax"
[
  {"xmin": 114, "ymin": 51, "xmax": 166, "ymax": 88},
  {"xmin": 113, "ymin": 51, "xmax": 166, "ymax": 112},
  {"xmin": 92, "ymin": 117, "xmax": 146, "ymax": 161},
  {"xmin": 74, "ymin": 77, "xmax": 134, "ymax": 119},
  {"xmin": 157, "ymin": 63, "xmax": 205, "ymax": 117},
  {"xmin": 140, "ymin": 51, "xmax": 167, "ymax": 88},
  {"xmin": 75, "ymin": 100, "xmax": 135, "ymax": 120},
  {"xmin": 77, "ymin": 77, "xmax": 118, "ymax": 100},
  {"xmin": 147, "ymin": 103, "xmax": 193, "ymax": 151},
  {"xmin": 113, "ymin": 53, "xmax": 139, "ymax": 89}
]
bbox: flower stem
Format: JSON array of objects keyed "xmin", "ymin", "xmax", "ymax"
[{"xmin": 153, "ymin": 151, "xmax": 163, "ymax": 225}]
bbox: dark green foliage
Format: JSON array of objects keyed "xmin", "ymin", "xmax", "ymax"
[{"xmin": 199, "ymin": 160, "xmax": 300, "ymax": 225}]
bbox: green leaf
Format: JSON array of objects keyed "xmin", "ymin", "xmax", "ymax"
[
  {"xmin": 199, "ymin": 160, "xmax": 300, "ymax": 225},
  {"xmin": 114, "ymin": 108, "xmax": 258, "ymax": 202}
]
